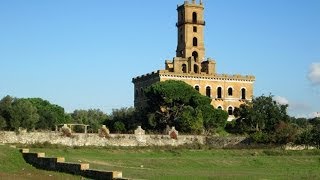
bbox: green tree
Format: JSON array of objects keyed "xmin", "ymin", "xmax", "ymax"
[
  {"xmin": 106, "ymin": 107, "xmax": 138, "ymax": 133},
  {"xmin": 87, "ymin": 109, "xmax": 108, "ymax": 132},
  {"xmin": 273, "ymin": 121, "xmax": 298, "ymax": 144},
  {"xmin": 235, "ymin": 94, "xmax": 290, "ymax": 133},
  {"xmin": 0, "ymin": 95, "xmax": 14, "ymax": 130},
  {"xmin": 71, "ymin": 109, "xmax": 107, "ymax": 133},
  {"xmin": 27, "ymin": 98, "xmax": 69, "ymax": 130},
  {"xmin": 310, "ymin": 124, "xmax": 320, "ymax": 148},
  {"xmin": 113, "ymin": 121, "xmax": 126, "ymax": 133},
  {"xmin": 202, "ymin": 105, "xmax": 228, "ymax": 133},
  {"xmin": 142, "ymin": 80, "xmax": 227, "ymax": 133},
  {"xmin": 175, "ymin": 106, "xmax": 203, "ymax": 134},
  {"xmin": 10, "ymin": 99, "xmax": 39, "ymax": 131},
  {"xmin": 0, "ymin": 115, "xmax": 6, "ymax": 130},
  {"xmin": 296, "ymin": 128, "xmax": 313, "ymax": 147}
]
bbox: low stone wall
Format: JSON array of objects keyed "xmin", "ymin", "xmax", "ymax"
[
  {"xmin": 205, "ymin": 136, "xmax": 249, "ymax": 148},
  {"xmin": 0, "ymin": 131, "xmax": 248, "ymax": 148},
  {"xmin": 21, "ymin": 149, "xmax": 124, "ymax": 180}
]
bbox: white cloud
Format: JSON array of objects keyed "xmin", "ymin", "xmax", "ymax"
[
  {"xmin": 309, "ymin": 112, "xmax": 320, "ymax": 118},
  {"xmin": 273, "ymin": 96, "xmax": 289, "ymax": 105},
  {"xmin": 308, "ymin": 63, "xmax": 320, "ymax": 85}
]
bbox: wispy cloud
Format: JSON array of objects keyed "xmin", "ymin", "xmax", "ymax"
[
  {"xmin": 308, "ymin": 63, "xmax": 320, "ymax": 85},
  {"xmin": 273, "ymin": 96, "xmax": 289, "ymax": 105}
]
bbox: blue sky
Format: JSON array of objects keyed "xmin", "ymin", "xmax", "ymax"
[{"xmin": 0, "ymin": 0, "xmax": 319, "ymax": 117}]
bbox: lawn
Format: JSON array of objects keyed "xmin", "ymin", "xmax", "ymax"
[
  {"xmin": 26, "ymin": 145, "xmax": 320, "ymax": 180},
  {"xmin": 0, "ymin": 144, "xmax": 79, "ymax": 180}
]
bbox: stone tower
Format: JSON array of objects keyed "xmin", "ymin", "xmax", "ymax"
[
  {"xmin": 132, "ymin": 0, "xmax": 255, "ymax": 120},
  {"xmin": 176, "ymin": 0, "xmax": 205, "ymax": 62}
]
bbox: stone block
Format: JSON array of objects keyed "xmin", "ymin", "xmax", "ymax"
[
  {"xmin": 80, "ymin": 163, "xmax": 90, "ymax": 170},
  {"xmin": 37, "ymin": 152, "xmax": 45, "ymax": 158},
  {"xmin": 21, "ymin": 149, "xmax": 29, "ymax": 153},
  {"xmin": 56, "ymin": 157, "xmax": 65, "ymax": 163},
  {"xmin": 112, "ymin": 171, "xmax": 123, "ymax": 178}
]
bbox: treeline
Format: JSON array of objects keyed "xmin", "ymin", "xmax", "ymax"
[
  {"xmin": 226, "ymin": 95, "xmax": 320, "ymax": 147},
  {"xmin": 1, "ymin": 80, "xmax": 319, "ymax": 148},
  {"xmin": 0, "ymin": 81, "xmax": 228, "ymax": 134},
  {"xmin": 0, "ymin": 95, "xmax": 143, "ymax": 133}
]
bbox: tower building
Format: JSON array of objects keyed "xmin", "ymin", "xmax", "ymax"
[{"xmin": 132, "ymin": 0, "xmax": 255, "ymax": 120}]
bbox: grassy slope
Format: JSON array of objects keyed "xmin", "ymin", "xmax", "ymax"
[
  {"xmin": 30, "ymin": 146, "xmax": 320, "ymax": 180},
  {"xmin": 0, "ymin": 145, "xmax": 79, "ymax": 180}
]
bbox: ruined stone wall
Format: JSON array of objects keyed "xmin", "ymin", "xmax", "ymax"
[
  {"xmin": 0, "ymin": 131, "xmax": 205, "ymax": 147},
  {"xmin": 0, "ymin": 131, "xmax": 247, "ymax": 148}
]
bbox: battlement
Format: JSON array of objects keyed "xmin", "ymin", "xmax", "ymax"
[
  {"xmin": 158, "ymin": 70, "xmax": 255, "ymax": 82},
  {"xmin": 178, "ymin": 0, "xmax": 204, "ymax": 9},
  {"xmin": 132, "ymin": 69, "xmax": 255, "ymax": 83},
  {"xmin": 132, "ymin": 71, "xmax": 160, "ymax": 82}
]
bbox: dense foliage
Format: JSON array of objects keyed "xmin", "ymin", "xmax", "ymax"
[
  {"xmin": 70, "ymin": 109, "xmax": 107, "ymax": 133},
  {"xmin": 1, "ymin": 85, "xmax": 320, "ymax": 148},
  {"xmin": 0, "ymin": 96, "xmax": 69, "ymax": 131},
  {"xmin": 141, "ymin": 80, "xmax": 228, "ymax": 134},
  {"xmin": 104, "ymin": 107, "xmax": 139, "ymax": 133}
]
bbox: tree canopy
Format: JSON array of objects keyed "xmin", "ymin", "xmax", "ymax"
[
  {"xmin": 234, "ymin": 94, "xmax": 290, "ymax": 133},
  {"xmin": 142, "ymin": 80, "xmax": 228, "ymax": 133},
  {"xmin": 0, "ymin": 96, "xmax": 70, "ymax": 131}
]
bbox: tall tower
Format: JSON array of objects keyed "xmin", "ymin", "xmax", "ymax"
[
  {"xmin": 133, "ymin": 0, "xmax": 255, "ymax": 119},
  {"xmin": 176, "ymin": 0, "xmax": 205, "ymax": 62}
]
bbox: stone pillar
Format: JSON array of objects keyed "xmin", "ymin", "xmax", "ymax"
[
  {"xmin": 99, "ymin": 125, "xmax": 110, "ymax": 138},
  {"xmin": 169, "ymin": 127, "xmax": 178, "ymax": 139},
  {"xmin": 134, "ymin": 126, "xmax": 145, "ymax": 135}
]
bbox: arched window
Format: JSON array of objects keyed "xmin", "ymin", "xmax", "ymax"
[
  {"xmin": 194, "ymin": 64, "xmax": 199, "ymax": 73},
  {"xmin": 241, "ymin": 88, "xmax": 246, "ymax": 100},
  {"xmin": 206, "ymin": 86, "xmax": 211, "ymax": 97},
  {"xmin": 182, "ymin": 64, "xmax": 187, "ymax": 73},
  {"xmin": 195, "ymin": 85, "xmax": 199, "ymax": 92},
  {"xmin": 192, "ymin": 12, "xmax": 197, "ymax": 23},
  {"xmin": 140, "ymin": 88, "xmax": 144, "ymax": 96},
  {"xmin": 228, "ymin": 107, "xmax": 233, "ymax": 115},
  {"xmin": 135, "ymin": 89, "xmax": 139, "ymax": 97},
  {"xmin": 192, "ymin": 51, "xmax": 198, "ymax": 61},
  {"xmin": 193, "ymin": 37, "xmax": 198, "ymax": 47},
  {"xmin": 228, "ymin": 87, "xmax": 233, "ymax": 96},
  {"xmin": 217, "ymin": 106, "xmax": 222, "ymax": 110},
  {"xmin": 217, "ymin": 87, "xmax": 222, "ymax": 99}
]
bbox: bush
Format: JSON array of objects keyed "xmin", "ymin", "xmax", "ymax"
[
  {"xmin": 113, "ymin": 121, "xmax": 126, "ymax": 133},
  {"xmin": 250, "ymin": 131, "xmax": 270, "ymax": 144},
  {"xmin": 273, "ymin": 121, "xmax": 298, "ymax": 144}
]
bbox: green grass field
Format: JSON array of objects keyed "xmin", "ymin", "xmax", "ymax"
[
  {"xmin": 25, "ymin": 145, "xmax": 320, "ymax": 180},
  {"xmin": 1, "ymin": 144, "xmax": 320, "ymax": 179},
  {"xmin": 0, "ymin": 144, "xmax": 78, "ymax": 180}
]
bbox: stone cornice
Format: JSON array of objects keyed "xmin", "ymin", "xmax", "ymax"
[{"xmin": 132, "ymin": 70, "xmax": 255, "ymax": 83}]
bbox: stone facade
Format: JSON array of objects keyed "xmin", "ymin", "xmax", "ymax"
[{"xmin": 132, "ymin": 0, "xmax": 255, "ymax": 120}]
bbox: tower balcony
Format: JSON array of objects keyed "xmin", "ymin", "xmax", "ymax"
[{"xmin": 176, "ymin": 19, "xmax": 205, "ymax": 27}]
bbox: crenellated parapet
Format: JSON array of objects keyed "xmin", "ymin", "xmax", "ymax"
[
  {"xmin": 158, "ymin": 71, "xmax": 255, "ymax": 83},
  {"xmin": 132, "ymin": 71, "xmax": 160, "ymax": 83}
]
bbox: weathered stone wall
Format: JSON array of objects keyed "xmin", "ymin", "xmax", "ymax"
[
  {"xmin": 0, "ymin": 131, "xmax": 248, "ymax": 148},
  {"xmin": 0, "ymin": 131, "xmax": 205, "ymax": 147},
  {"xmin": 20, "ymin": 149, "xmax": 124, "ymax": 180},
  {"xmin": 205, "ymin": 136, "xmax": 249, "ymax": 148}
]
